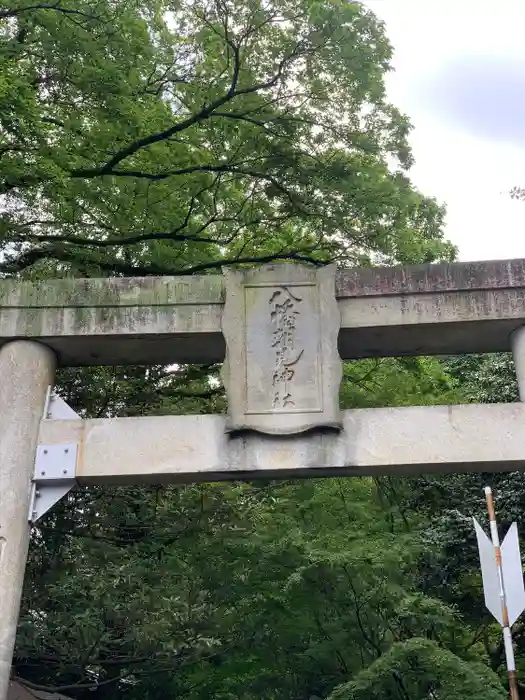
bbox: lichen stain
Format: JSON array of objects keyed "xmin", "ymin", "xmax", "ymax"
[{"xmin": 0, "ymin": 275, "xmax": 225, "ymax": 311}]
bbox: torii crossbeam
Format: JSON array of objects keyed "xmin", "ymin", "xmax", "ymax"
[{"xmin": 2, "ymin": 258, "xmax": 525, "ymax": 700}]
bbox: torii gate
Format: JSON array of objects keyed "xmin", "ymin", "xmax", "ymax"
[{"xmin": 2, "ymin": 258, "xmax": 525, "ymax": 699}]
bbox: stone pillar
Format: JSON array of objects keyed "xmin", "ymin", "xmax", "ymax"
[
  {"xmin": 0, "ymin": 341, "xmax": 56, "ymax": 700},
  {"xmin": 511, "ymin": 326, "xmax": 525, "ymax": 401}
]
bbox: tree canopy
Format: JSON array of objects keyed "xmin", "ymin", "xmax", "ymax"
[{"xmin": 1, "ymin": 0, "xmax": 455, "ymax": 278}]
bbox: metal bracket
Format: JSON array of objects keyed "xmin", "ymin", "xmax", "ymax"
[
  {"xmin": 44, "ymin": 389, "xmax": 80, "ymax": 421},
  {"xmin": 29, "ymin": 389, "xmax": 79, "ymax": 523}
]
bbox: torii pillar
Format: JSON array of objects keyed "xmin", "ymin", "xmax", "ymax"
[{"xmin": 0, "ymin": 342, "xmax": 56, "ymax": 700}]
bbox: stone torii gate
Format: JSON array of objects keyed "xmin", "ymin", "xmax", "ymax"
[{"xmin": 2, "ymin": 258, "xmax": 525, "ymax": 698}]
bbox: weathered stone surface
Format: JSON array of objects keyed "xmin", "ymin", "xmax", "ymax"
[
  {"xmin": 0, "ymin": 341, "xmax": 56, "ymax": 700},
  {"xmin": 3, "ymin": 259, "xmax": 525, "ymax": 365},
  {"xmin": 337, "ymin": 289, "xmax": 525, "ymax": 357},
  {"xmin": 0, "ymin": 274, "xmax": 225, "ymax": 307},
  {"xmin": 336, "ymin": 258, "xmax": 525, "ymax": 296},
  {"xmin": 38, "ymin": 403, "xmax": 525, "ymax": 484},
  {"xmin": 221, "ymin": 264, "xmax": 342, "ymax": 435},
  {"xmin": 0, "ymin": 275, "xmax": 224, "ymax": 365},
  {"xmin": 336, "ymin": 258, "xmax": 525, "ymax": 358}
]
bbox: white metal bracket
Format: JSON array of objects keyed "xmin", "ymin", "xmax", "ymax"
[
  {"xmin": 29, "ymin": 389, "xmax": 79, "ymax": 523},
  {"xmin": 44, "ymin": 388, "xmax": 80, "ymax": 421}
]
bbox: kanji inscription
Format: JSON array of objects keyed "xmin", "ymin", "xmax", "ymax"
[{"xmin": 270, "ymin": 287, "xmax": 304, "ymax": 409}]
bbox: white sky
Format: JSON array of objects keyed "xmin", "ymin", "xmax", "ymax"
[{"xmin": 364, "ymin": 0, "xmax": 525, "ymax": 262}]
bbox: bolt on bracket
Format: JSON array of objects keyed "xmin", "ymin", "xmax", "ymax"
[{"xmin": 29, "ymin": 389, "xmax": 80, "ymax": 523}]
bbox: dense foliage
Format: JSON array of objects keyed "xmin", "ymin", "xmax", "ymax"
[
  {"xmin": 1, "ymin": 2, "xmax": 520, "ymax": 700},
  {"xmin": 15, "ymin": 357, "xmax": 519, "ymax": 700},
  {"xmin": 1, "ymin": 0, "xmax": 455, "ymax": 277}
]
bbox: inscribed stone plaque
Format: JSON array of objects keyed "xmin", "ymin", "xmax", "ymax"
[{"xmin": 221, "ymin": 264, "xmax": 342, "ymax": 435}]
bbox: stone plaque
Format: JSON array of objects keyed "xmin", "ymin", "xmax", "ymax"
[{"xmin": 221, "ymin": 263, "xmax": 342, "ymax": 435}]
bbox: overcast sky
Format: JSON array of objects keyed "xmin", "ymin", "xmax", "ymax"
[{"xmin": 363, "ymin": 0, "xmax": 525, "ymax": 262}]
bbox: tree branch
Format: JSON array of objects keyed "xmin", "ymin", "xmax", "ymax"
[
  {"xmin": 0, "ymin": 244, "xmax": 328, "ymax": 276},
  {"xmin": 12, "ymin": 672, "xmax": 131, "ymax": 693},
  {"xmin": 70, "ymin": 42, "xmax": 308, "ymax": 177},
  {"xmin": 0, "ymin": 3, "xmax": 99, "ymax": 20}
]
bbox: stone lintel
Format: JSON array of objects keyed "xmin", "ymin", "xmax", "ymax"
[
  {"xmin": 336, "ymin": 258, "xmax": 525, "ymax": 358},
  {"xmin": 3, "ymin": 259, "xmax": 525, "ymax": 365},
  {"xmin": 0, "ymin": 275, "xmax": 225, "ymax": 365},
  {"xmin": 38, "ymin": 403, "xmax": 525, "ymax": 484},
  {"xmin": 336, "ymin": 258, "xmax": 525, "ymax": 296}
]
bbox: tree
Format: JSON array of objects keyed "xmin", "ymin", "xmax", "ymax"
[
  {"xmin": 327, "ymin": 638, "xmax": 507, "ymax": 700},
  {"xmin": 13, "ymin": 355, "xmax": 504, "ymax": 700},
  {"xmin": 401, "ymin": 353, "xmax": 525, "ymax": 694},
  {"xmin": 510, "ymin": 186, "xmax": 525, "ymax": 202},
  {"xmin": 1, "ymin": 0, "xmax": 455, "ymax": 278}
]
